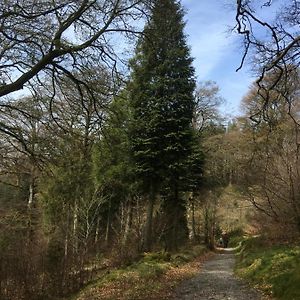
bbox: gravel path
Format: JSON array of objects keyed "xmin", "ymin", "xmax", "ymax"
[{"xmin": 173, "ymin": 248, "xmax": 264, "ymax": 300}]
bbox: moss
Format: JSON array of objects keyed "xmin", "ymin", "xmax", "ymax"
[
  {"xmin": 142, "ymin": 251, "xmax": 171, "ymax": 262},
  {"xmin": 70, "ymin": 245, "xmax": 208, "ymax": 300},
  {"xmin": 235, "ymin": 237, "xmax": 300, "ymax": 300}
]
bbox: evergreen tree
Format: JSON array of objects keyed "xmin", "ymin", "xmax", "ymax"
[
  {"xmin": 93, "ymin": 93, "xmax": 136, "ymax": 246},
  {"xmin": 129, "ymin": 0, "xmax": 199, "ymax": 250}
]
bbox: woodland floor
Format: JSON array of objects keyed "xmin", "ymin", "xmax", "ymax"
[
  {"xmin": 172, "ymin": 248, "xmax": 267, "ymax": 300},
  {"xmin": 71, "ymin": 247, "xmax": 274, "ymax": 300}
]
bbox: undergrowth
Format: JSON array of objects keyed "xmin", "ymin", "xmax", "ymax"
[
  {"xmin": 235, "ymin": 236, "xmax": 300, "ymax": 300},
  {"xmin": 227, "ymin": 228, "xmax": 244, "ymax": 248},
  {"xmin": 70, "ymin": 245, "xmax": 208, "ymax": 300}
]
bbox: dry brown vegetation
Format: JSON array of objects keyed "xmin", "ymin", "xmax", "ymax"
[{"xmin": 72, "ymin": 248, "xmax": 213, "ymax": 300}]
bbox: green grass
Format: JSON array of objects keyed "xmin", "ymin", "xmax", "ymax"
[{"xmin": 235, "ymin": 236, "xmax": 300, "ymax": 300}]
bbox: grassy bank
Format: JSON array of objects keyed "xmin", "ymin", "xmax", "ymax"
[
  {"xmin": 69, "ymin": 245, "xmax": 210, "ymax": 300},
  {"xmin": 235, "ymin": 237, "xmax": 300, "ymax": 300}
]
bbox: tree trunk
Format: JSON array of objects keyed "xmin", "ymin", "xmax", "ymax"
[
  {"xmin": 123, "ymin": 199, "xmax": 133, "ymax": 246},
  {"xmin": 64, "ymin": 205, "xmax": 71, "ymax": 257},
  {"xmin": 190, "ymin": 195, "xmax": 196, "ymax": 241},
  {"xmin": 164, "ymin": 183, "xmax": 188, "ymax": 251},
  {"xmin": 73, "ymin": 200, "xmax": 78, "ymax": 253},
  {"xmin": 204, "ymin": 206, "xmax": 209, "ymax": 246},
  {"xmin": 105, "ymin": 199, "xmax": 111, "ymax": 247},
  {"xmin": 28, "ymin": 182, "xmax": 34, "ymax": 208},
  {"xmin": 143, "ymin": 185, "xmax": 155, "ymax": 252},
  {"xmin": 28, "ymin": 166, "xmax": 35, "ymax": 209},
  {"xmin": 94, "ymin": 217, "xmax": 100, "ymax": 245},
  {"xmin": 203, "ymin": 203, "xmax": 216, "ymax": 250}
]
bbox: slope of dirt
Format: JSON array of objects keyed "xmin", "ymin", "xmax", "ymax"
[{"xmin": 172, "ymin": 249, "xmax": 266, "ymax": 300}]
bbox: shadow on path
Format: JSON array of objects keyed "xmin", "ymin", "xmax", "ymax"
[{"xmin": 172, "ymin": 247, "xmax": 264, "ymax": 300}]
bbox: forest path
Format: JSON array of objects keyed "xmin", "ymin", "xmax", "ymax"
[{"xmin": 172, "ymin": 248, "xmax": 265, "ymax": 300}]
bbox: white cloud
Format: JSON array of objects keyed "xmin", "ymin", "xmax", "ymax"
[
  {"xmin": 189, "ymin": 25, "xmax": 234, "ymax": 80},
  {"xmin": 181, "ymin": 0, "xmax": 255, "ymax": 115},
  {"xmin": 182, "ymin": 0, "xmax": 238, "ymax": 78}
]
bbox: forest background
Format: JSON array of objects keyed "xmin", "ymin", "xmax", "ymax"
[{"xmin": 0, "ymin": 0, "xmax": 299, "ymax": 299}]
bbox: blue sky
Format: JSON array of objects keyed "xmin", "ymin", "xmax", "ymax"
[
  {"xmin": 9, "ymin": 0, "xmax": 280, "ymax": 118},
  {"xmin": 181, "ymin": 0, "xmax": 254, "ymax": 116}
]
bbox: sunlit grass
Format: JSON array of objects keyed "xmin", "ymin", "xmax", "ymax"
[{"xmin": 235, "ymin": 237, "xmax": 300, "ymax": 300}]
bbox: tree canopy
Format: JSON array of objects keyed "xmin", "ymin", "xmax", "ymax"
[
  {"xmin": 129, "ymin": 0, "xmax": 203, "ymax": 250},
  {"xmin": 0, "ymin": 0, "xmax": 146, "ymax": 98}
]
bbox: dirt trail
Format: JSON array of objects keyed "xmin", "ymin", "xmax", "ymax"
[{"xmin": 173, "ymin": 248, "xmax": 264, "ymax": 300}]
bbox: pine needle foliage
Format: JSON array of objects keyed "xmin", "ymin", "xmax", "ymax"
[{"xmin": 129, "ymin": 0, "xmax": 201, "ymax": 250}]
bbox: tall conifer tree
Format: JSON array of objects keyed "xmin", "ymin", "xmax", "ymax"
[{"xmin": 129, "ymin": 0, "xmax": 198, "ymax": 250}]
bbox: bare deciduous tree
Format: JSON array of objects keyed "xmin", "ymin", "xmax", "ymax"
[
  {"xmin": 0, "ymin": 0, "xmax": 146, "ymax": 98},
  {"xmin": 235, "ymin": 0, "xmax": 300, "ymax": 124},
  {"xmin": 193, "ymin": 81, "xmax": 224, "ymax": 132}
]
